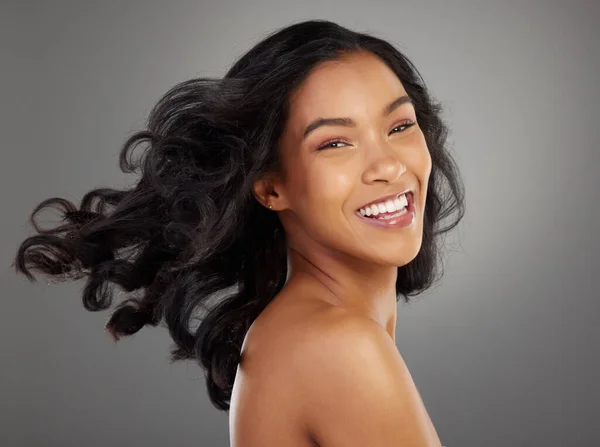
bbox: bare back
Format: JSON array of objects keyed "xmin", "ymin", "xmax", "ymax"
[{"xmin": 228, "ymin": 289, "xmax": 441, "ymax": 446}]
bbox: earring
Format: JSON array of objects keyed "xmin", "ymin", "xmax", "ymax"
[{"xmin": 268, "ymin": 204, "xmax": 273, "ymax": 210}]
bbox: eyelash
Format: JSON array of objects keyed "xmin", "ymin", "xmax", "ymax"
[{"xmin": 315, "ymin": 120, "xmax": 416, "ymax": 151}]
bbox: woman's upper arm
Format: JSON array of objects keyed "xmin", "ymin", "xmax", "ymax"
[{"xmin": 294, "ymin": 316, "xmax": 441, "ymax": 447}]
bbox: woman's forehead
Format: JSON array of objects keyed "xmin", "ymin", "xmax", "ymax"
[{"xmin": 285, "ymin": 53, "xmax": 408, "ymax": 134}]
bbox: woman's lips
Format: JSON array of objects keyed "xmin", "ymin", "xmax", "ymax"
[
  {"xmin": 356, "ymin": 189, "xmax": 412, "ymax": 212},
  {"xmin": 353, "ymin": 191, "xmax": 416, "ymax": 229},
  {"xmin": 356, "ymin": 191, "xmax": 413, "ymax": 216}
]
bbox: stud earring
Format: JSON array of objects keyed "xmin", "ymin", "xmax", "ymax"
[{"xmin": 268, "ymin": 204, "xmax": 273, "ymax": 210}]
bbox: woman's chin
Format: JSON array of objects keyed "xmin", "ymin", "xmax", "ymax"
[{"xmin": 368, "ymin": 238, "xmax": 423, "ymax": 267}]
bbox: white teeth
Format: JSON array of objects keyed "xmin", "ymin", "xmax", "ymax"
[
  {"xmin": 376, "ymin": 208, "xmax": 408, "ymax": 219},
  {"xmin": 358, "ymin": 193, "xmax": 408, "ymax": 217}
]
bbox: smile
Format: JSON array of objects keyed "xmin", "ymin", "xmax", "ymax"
[{"xmin": 355, "ymin": 191, "xmax": 415, "ymax": 229}]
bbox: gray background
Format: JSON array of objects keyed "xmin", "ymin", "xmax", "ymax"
[{"xmin": 1, "ymin": 1, "xmax": 598, "ymax": 446}]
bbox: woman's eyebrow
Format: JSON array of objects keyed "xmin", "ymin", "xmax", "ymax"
[{"xmin": 302, "ymin": 95, "xmax": 413, "ymax": 139}]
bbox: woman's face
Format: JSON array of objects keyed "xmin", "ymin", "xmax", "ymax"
[{"xmin": 269, "ymin": 51, "xmax": 432, "ymax": 268}]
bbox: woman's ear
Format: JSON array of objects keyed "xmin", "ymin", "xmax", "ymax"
[{"xmin": 252, "ymin": 173, "xmax": 286, "ymax": 211}]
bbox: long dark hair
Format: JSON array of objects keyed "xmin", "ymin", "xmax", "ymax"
[{"xmin": 14, "ymin": 19, "xmax": 465, "ymax": 411}]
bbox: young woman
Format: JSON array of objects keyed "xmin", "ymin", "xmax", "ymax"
[{"xmin": 15, "ymin": 19, "xmax": 464, "ymax": 446}]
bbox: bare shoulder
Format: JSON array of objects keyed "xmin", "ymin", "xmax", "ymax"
[{"xmin": 289, "ymin": 313, "xmax": 442, "ymax": 447}]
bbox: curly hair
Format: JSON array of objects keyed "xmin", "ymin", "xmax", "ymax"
[{"xmin": 13, "ymin": 19, "xmax": 465, "ymax": 411}]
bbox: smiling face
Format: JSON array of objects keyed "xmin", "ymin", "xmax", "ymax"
[{"xmin": 259, "ymin": 51, "xmax": 432, "ymax": 268}]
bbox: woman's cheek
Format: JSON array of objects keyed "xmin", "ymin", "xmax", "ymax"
[{"xmin": 308, "ymin": 163, "xmax": 353, "ymax": 201}]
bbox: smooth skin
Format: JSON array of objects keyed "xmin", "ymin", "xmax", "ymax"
[{"xmin": 229, "ymin": 51, "xmax": 441, "ymax": 446}]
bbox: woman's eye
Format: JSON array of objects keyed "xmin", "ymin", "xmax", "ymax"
[
  {"xmin": 316, "ymin": 140, "xmax": 349, "ymax": 151},
  {"xmin": 315, "ymin": 120, "xmax": 416, "ymax": 151},
  {"xmin": 390, "ymin": 120, "xmax": 416, "ymax": 134}
]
